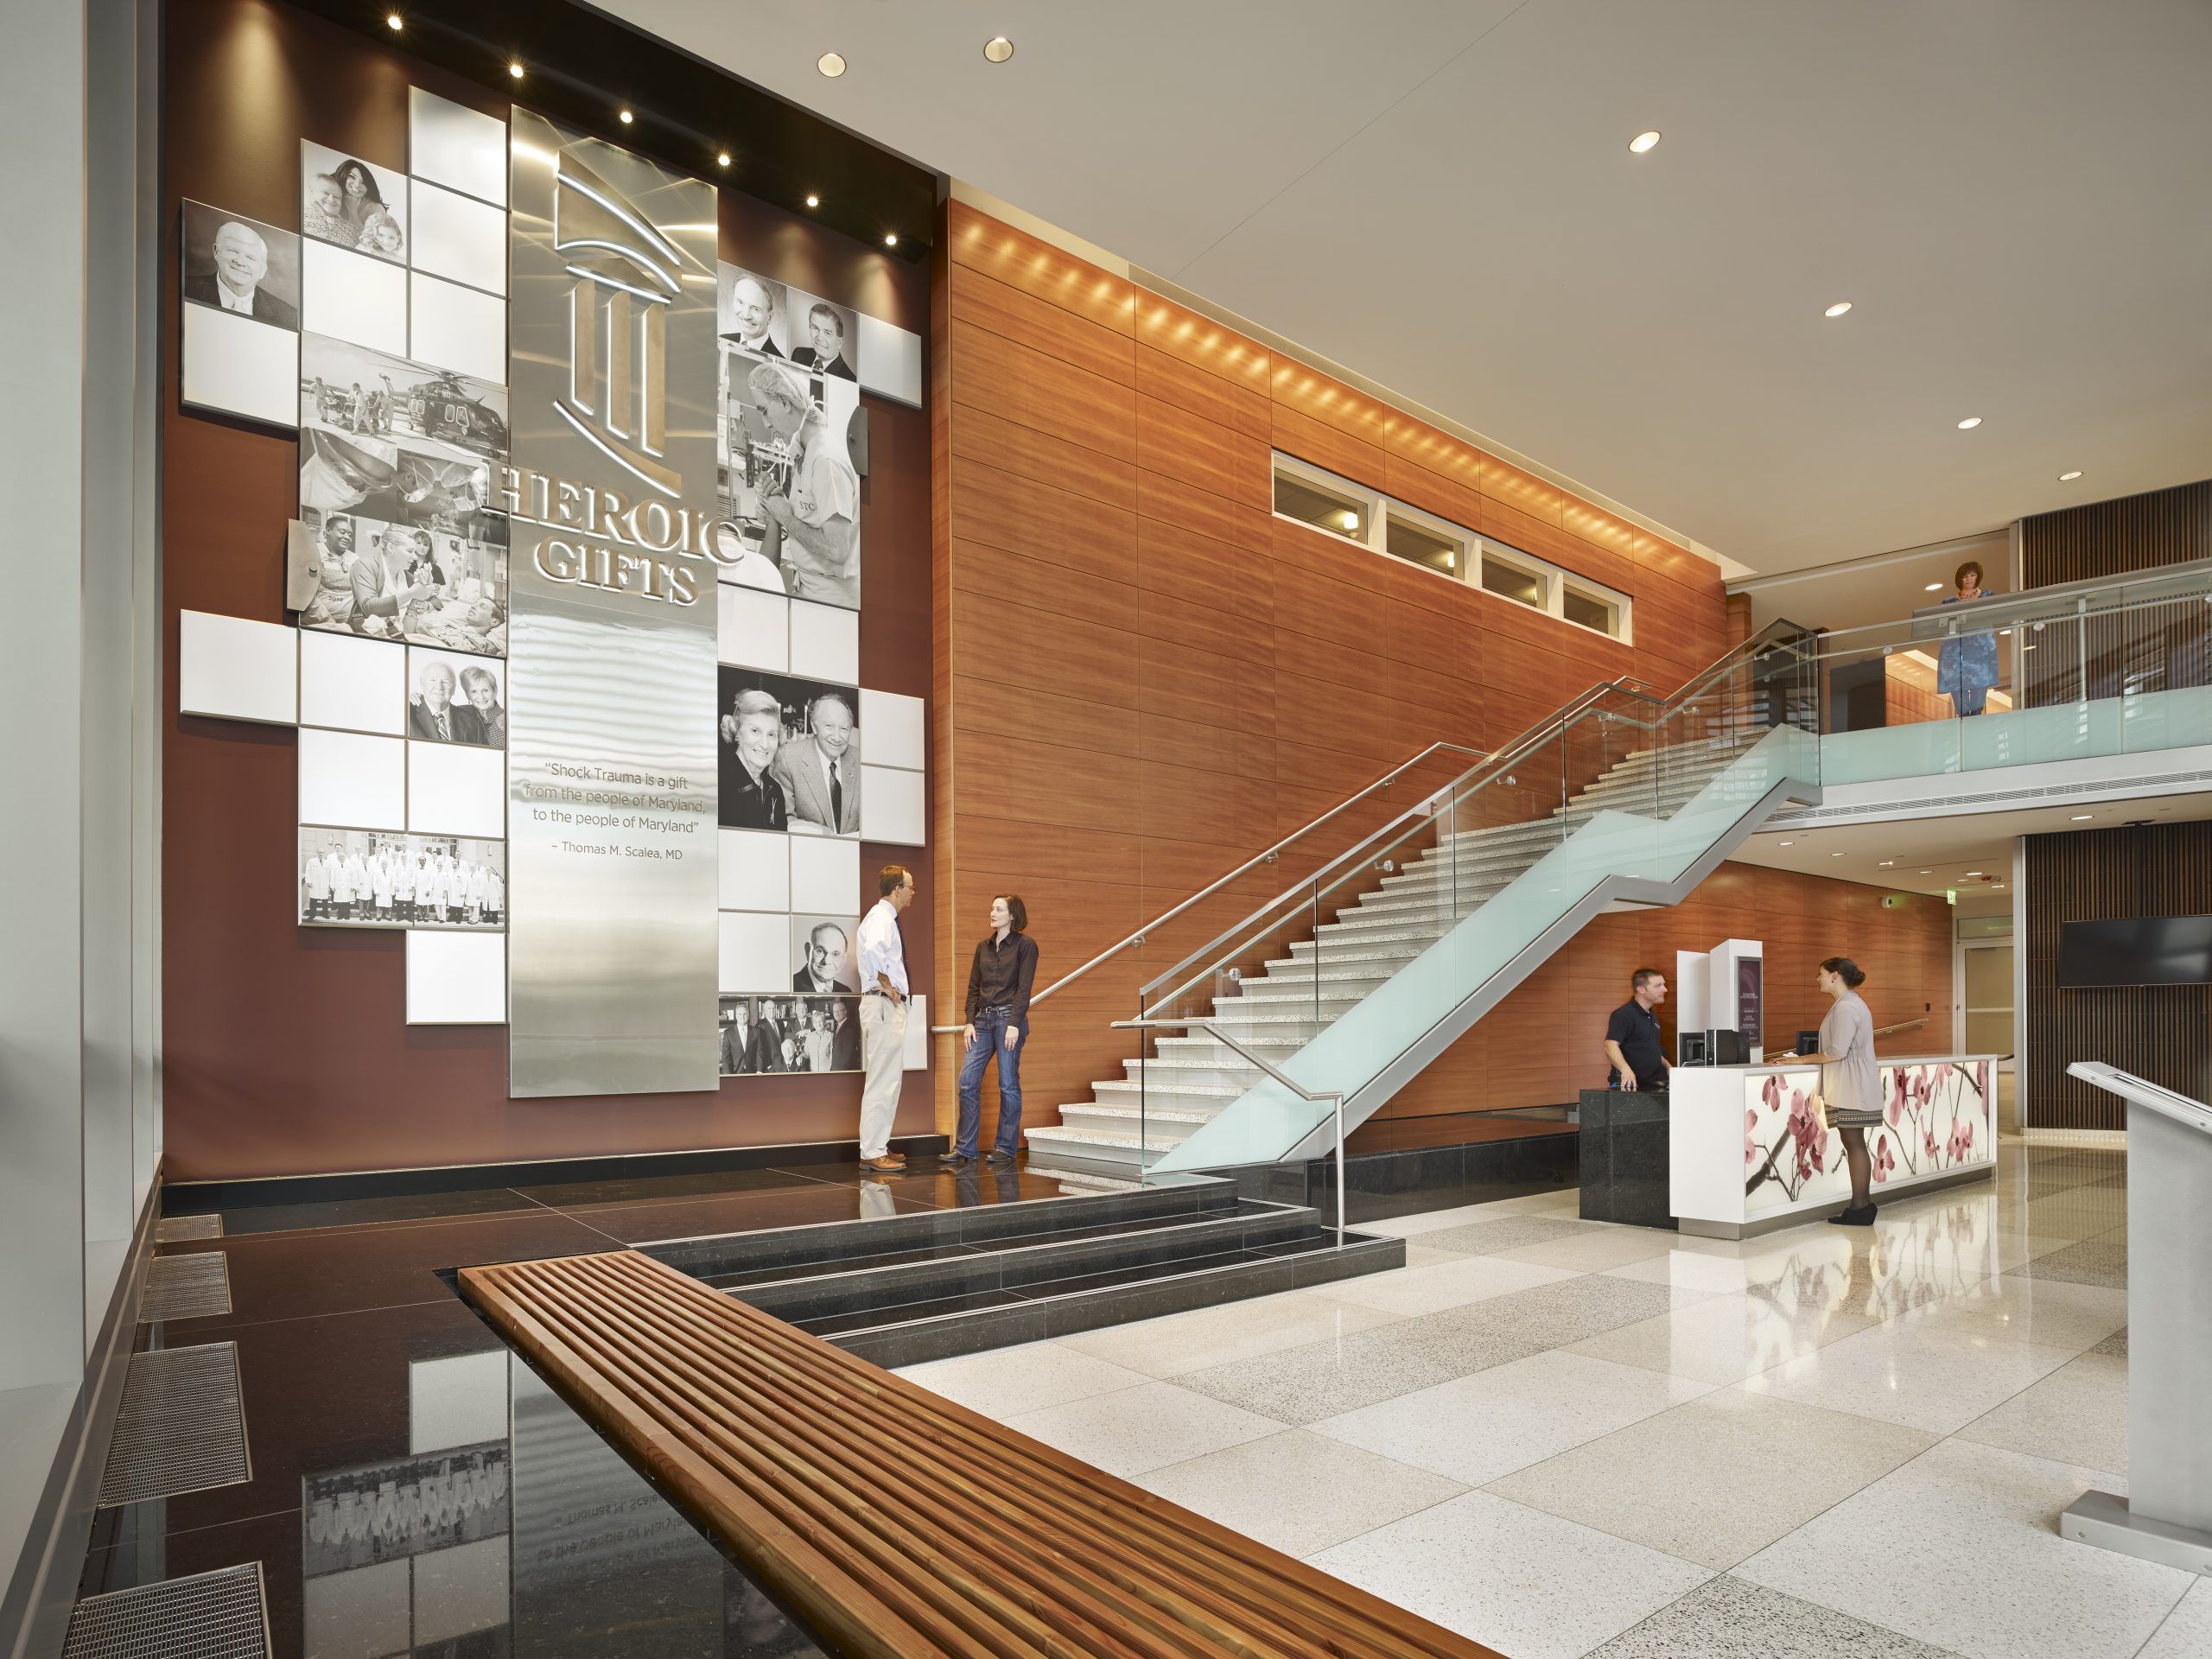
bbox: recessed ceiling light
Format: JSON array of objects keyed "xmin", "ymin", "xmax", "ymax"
[
  {"xmin": 983, "ymin": 35, "xmax": 1014, "ymax": 63},
  {"xmin": 508, "ymin": 60, "xmax": 524, "ymax": 79},
  {"xmin": 1777, "ymin": 840, "xmax": 1794, "ymax": 847},
  {"xmin": 385, "ymin": 11, "xmax": 403, "ymax": 29},
  {"xmin": 2059, "ymin": 470, "xmax": 2083, "ymax": 481},
  {"xmin": 1956, "ymin": 416, "xmax": 1982, "ymax": 429},
  {"xmin": 618, "ymin": 109, "xmax": 633, "ymax": 124},
  {"xmin": 716, "ymin": 151, "xmax": 731, "ymax": 168},
  {"xmin": 1923, "ymin": 582, "xmax": 1943, "ymax": 592},
  {"xmin": 884, "ymin": 232, "xmax": 899, "ymax": 247},
  {"xmin": 1628, "ymin": 130, "xmax": 1662, "ymax": 154},
  {"xmin": 1830, "ymin": 851, "xmax": 1846, "ymax": 858},
  {"xmin": 817, "ymin": 51, "xmax": 847, "ymax": 78},
  {"xmin": 1824, "ymin": 301, "xmax": 1852, "ymax": 318},
  {"xmin": 1964, "ymin": 870, "xmax": 1983, "ymax": 878},
  {"xmin": 1878, "ymin": 860, "xmax": 1894, "ymax": 867},
  {"xmin": 804, "ymin": 193, "xmax": 820, "ymax": 208},
  {"xmin": 2070, "ymin": 814, "xmax": 2093, "ymax": 821}
]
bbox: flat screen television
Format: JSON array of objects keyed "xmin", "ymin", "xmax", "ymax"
[{"xmin": 2056, "ymin": 915, "xmax": 2212, "ymax": 987}]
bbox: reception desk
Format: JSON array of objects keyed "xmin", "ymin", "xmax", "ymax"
[{"xmin": 1669, "ymin": 1054, "xmax": 2001, "ymax": 1238}]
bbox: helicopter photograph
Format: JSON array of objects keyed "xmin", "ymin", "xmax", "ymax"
[{"xmin": 299, "ymin": 333, "xmax": 508, "ymax": 467}]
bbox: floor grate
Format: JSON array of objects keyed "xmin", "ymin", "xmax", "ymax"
[
  {"xmin": 98, "ymin": 1344, "xmax": 251, "ymax": 1507},
  {"xmin": 155, "ymin": 1214, "xmax": 223, "ymax": 1243},
  {"xmin": 62, "ymin": 1562, "xmax": 270, "ymax": 1659},
  {"xmin": 140, "ymin": 1254, "xmax": 232, "ymax": 1322}
]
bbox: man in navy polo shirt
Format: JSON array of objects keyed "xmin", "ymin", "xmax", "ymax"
[{"xmin": 1604, "ymin": 968, "xmax": 1669, "ymax": 1093}]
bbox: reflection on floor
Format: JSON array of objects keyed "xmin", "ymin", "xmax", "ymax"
[
  {"xmin": 79, "ymin": 1156, "xmax": 1098, "ymax": 1657},
  {"xmin": 897, "ymin": 1139, "xmax": 2206, "ymax": 1659}
]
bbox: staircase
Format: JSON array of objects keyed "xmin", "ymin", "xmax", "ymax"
[{"xmin": 1026, "ymin": 697, "xmax": 1796, "ymax": 1175}]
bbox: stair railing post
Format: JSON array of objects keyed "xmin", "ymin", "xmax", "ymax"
[
  {"xmin": 1136, "ymin": 988, "xmax": 1147, "ymax": 1179},
  {"xmin": 1332, "ymin": 1090, "xmax": 1346, "ymax": 1248},
  {"xmin": 1311, "ymin": 882, "xmax": 1320, "ymax": 1036}
]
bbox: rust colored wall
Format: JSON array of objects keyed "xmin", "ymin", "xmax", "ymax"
[{"xmin": 160, "ymin": 0, "xmax": 933, "ymax": 1179}]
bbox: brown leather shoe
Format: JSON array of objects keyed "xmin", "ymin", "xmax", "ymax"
[{"xmin": 860, "ymin": 1155, "xmax": 906, "ymax": 1173}]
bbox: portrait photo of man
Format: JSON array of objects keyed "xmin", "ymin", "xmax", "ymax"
[
  {"xmin": 771, "ymin": 690, "xmax": 861, "ymax": 835},
  {"xmin": 792, "ymin": 921, "xmax": 858, "ymax": 995},
  {"xmin": 721, "ymin": 270, "xmax": 785, "ymax": 359},
  {"xmin": 181, "ymin": 203, "xmax": 300, "ymax": 331},
  {"xmin": 787, "ymin": 299, "xmax": 857, "ymax": 380}
]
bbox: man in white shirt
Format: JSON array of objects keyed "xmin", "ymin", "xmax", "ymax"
[
  {"xmin": 186, "ymin": 219, "xmax": 299, "ymax": 330},
  {"xmin": 725, "ymin": 274, "xmax": 783, "ymax": 358},
  {"xmin": 854, "ymin": 865, "xmax": 916, "ymax": 1173}
]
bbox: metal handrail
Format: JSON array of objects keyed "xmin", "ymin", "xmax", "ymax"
[
  {"xmin": 1115, "ymin": 1015, "xmax": 1351, "ymax": 1243},
  {"xmin": 1801, "ymin": 568, "xmax": 2212, "ymax": 656},
  {"xmin": 1138, "ymin": 620, "xmax": 1816, "ymax": 1012}
]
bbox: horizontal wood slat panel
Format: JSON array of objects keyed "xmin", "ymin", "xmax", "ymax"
[{"xmin": 462, "ymin": 1251, "xmax": 1502, "ymax": 1659}]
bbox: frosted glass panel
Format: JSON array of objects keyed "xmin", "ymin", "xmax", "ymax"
[
  {"xmin": 409, "ymin": 87, "xmax": 507, "ymax": 207},
  {"xmin": 719, "ymin": 584, "xmax": 787, "ymax": 671},
  {"xmin": 860, "ymin": 690, "xmax": 925, "ymax": 771},
  {"xmin": 790, "ymin": 601, "xmax": 859, "ymax": 683},
  {"xmin": 718, "ymin": 828, "xmax": 788, "ymax": 912},
  {"xmin": 410, "ymin": 181, "xmax": 507, "ymax": 296},
  {"xmin": 179, "ymin": 610, "xmax": 296, "ymax": 725},
  {"xmin": 405, "ymin": 930, "xmax": 506, "ymax": 1025},
  {"xmin": 790, "ymin": 836, "xmax": 859, "ymax": 914},
  {"xmin": 180, "ymin": 305, "xmax": 299, "ymax": 427},
  {"xmin": 859, "ymin": 764, "xmax": 925, "ymax": 844},
  {"xmin": 857, "ymin": 311, "xmax": 921, "ymax": 407},
  {"xmin": 719, "ymin": 911, "xmax": 787, "ymax": 994},
  {"xmin": 407, "ymin": 741, "xmax": 505, "ymax": 836},
  {"xmin": 302, "ymin": 241, "xmax": 407, "ymax": 354},
  {"xmin": 298, "ymin": 628, "xmax": 404, "ymax": 734},
  {"xmin": 299, "ymin": 728, "xmax": 405, "ymax": 830},
  {"xmin": 409, "ymin": 272, "xmax": 506, "ymax": 382}
]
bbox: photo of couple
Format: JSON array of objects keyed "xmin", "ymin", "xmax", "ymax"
[{"xmin": 716, "ymin": 668, "xmax": 861, "ymax": 836}]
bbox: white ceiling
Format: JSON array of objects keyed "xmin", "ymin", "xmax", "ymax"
[
  {"xmin": 609, "ymin": 0, "xmax": 2212, "ymax": 576},
  {"xmin": 1733, "ymin": 792, "xmax": 2212, "ymax": 897}
]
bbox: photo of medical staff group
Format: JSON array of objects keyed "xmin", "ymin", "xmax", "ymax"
[{"xmin": 298, "ymin": 830, "xmax": 505, "ymax": 930}]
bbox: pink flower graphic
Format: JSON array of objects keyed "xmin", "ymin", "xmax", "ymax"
[
  {"xmin": 1787, "ymin": 1090, "xmax": 1824, "ymax": 1183},
  {"xmin": 1872, "ymin": 1136, "xmax": 1896, "ymax": 1184},
  {"xmin": 1762, "ymin": 1075, "xmax": 1783, "ymax": 1113},
  {"xmin": 1745, "ymin": 1109, "xmax": 1759, "ymax": 1166}
]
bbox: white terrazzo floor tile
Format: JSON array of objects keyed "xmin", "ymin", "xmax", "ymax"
[
  {"xmin": 1736, "ymin": 1440, "xmax": 2193, "ymax": 1659},
  {"xmin": 1313, "ymin": 1348, "xmax": 1714, "ymax": 1487},
  {"xmin": 1567, "ymin": 1287, "xmax": 1878, "ymax": 1387},
  {"xmin": 894, "ymin": 1339, "xmax": 1151, "ymax": 1416},
  {"xmin": 1953, "ymin": 1350, "xmax": 2129, "ymax": 1478},
  {"xmin": 1053, "ymin": 1288, "xmax": 1403, "ymax": 1379},
  {"xmin": 1881, "ymin": 1274, "xmax": 2128, "ymax": 1357},
  {"xmin": 1001, "ymin": 1379, "xmax": 1284, "ymax": 1479},
  {"xmin": 1309, "ymin": 1491, "xmax": 1713, "ymax": 1659},
  {"xmin": 1495, "ymin": 1225, "xmax": 1683, "ymax": 1273},
  {"xmin": 1486, "ymin": 1387, "xmax": 1936, "ymax": 1570},
  {"xmin": 1739, "ymin": 1323, "xmax": 2078, "ymax": 1434},
  {"xmin": 1585, "ymin": 1573, "xmax": 1964, "ymax": 1658},
  {"xmin": 1135, "ymin": 1427, "xmax": 1465, "ymax": 1559},
  {"xmin": 2135, "ymin": 1578, "xmax": 2212, "ymax": 1659},
  {"xmin": 1307, "ymin": 1251, "xmax": 1581, "ymax": 1317}
]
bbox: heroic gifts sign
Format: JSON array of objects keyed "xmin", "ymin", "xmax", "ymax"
[{"xmin": 505, "ymin": 112, "xmax": 720, "ymax": 1097}]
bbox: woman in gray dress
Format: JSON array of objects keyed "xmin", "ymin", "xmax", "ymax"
[{"xmin": 1777, "ymin": 957, "xmax": 1883, "ymax": 1225}]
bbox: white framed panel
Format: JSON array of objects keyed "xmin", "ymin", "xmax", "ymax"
[
  {"xmin": 407, "ymin": 741, "xmax": 505, "ymax": 836},
  {"xmin": 857, "ymin": 311, "xmax": 922, "ymax": 408},
  {"xmin": 718, "ymin": 584, "xmax": 788, "ymax": 671},
  {"xmin": 718, "ymin": 911, "xmax": 788, "ymax": 994},
  {"xmin": 859, "ymin": 689, "xmax": 925, "ymax": 772},
  {"xmin": 410, "ymin": 181, "xmax": 506, "ymax": 296},
  {"xmin": 718, "ymin": 828, "xmax": 789, "ymax": 912},
  {"xmin": 179, "ymin": 609, "xmax": 296, "ymax": 725},
  {"xmin": 790, "ymin": 836, "xmax": 859, "ymax": 915},
  {"xmin": 299, "ymin": 728, "xmax": 405, "ymax": 830},
  {"xmin": 905, "ymin": 994, "xmax": 928, "ymax": 1071},
  {"xmin": 409, "ymin": 272, "xmax": 506, "ymax": 384},
  {"xmin": 859, "ymin": 764, "xmax": 925, "ymax": 845},
  {"xmin": 409, "ymin": 1350, "xmax": 508, "ymax": 1453},
  {"xmin": 298, "ymin": 628, "xmax": 404, "ymax": 734},
  {"xmin": 180, "ymin": 305, "xmax": 299, "ymax": 427},
  {"xmin": 301, "ymin": 240, "xmax": 407, "ymax": 355},
  {"xmin": 789, "ymin": 600, "xmax": 860, "ymax": 683},
  {"xmin": 405, "ymin": 929, "xmax": 506, "ymax": 1025},
  {"xmin": 409, "ymin": 87, "xmax": 507, "ymax": 207}
]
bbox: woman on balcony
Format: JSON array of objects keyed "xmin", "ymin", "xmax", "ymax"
[{"xmin": 1936, "ymin": 560, "xmax": 2001, "ymax": 715}]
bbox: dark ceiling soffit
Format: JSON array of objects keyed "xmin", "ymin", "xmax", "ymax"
[{"xmin": 287, "ymin": 0, "xmax": 943, "ymax": 257}]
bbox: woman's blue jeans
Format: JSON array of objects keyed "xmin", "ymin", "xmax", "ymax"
[{"xmin": 955, "ymin": 1007, "xmax": 1023, "ymax": 1157}]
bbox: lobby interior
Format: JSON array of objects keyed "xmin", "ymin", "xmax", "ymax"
[{"xmin": 9, "ymin": 3, "xmax": 2211, "ymax": 1658}]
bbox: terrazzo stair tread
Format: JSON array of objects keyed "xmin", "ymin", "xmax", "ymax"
[
  {"xmin": 792, "ymin": 1285, "xmax": 1034, "ymax": 1338},
  {"xmin": 1093, "ymin": 1081, "xmax": 1248, "ymax": 1105},
  {"xmin": 1001, "ymin": 1229, "xmax": 1366, "ymax": 1301},
  {"xmin": 700, "ymin": 1236, "xmax": 987, "ymax": 1291},
  {"xmin": 1058, "ymin": 1109, "xmax": 1211, "ymax": 1137}
]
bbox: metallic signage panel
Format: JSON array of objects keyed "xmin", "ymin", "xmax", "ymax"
[{"xmin": 506, "ymin": 111, "xmax": 720, "ymax": 1096}]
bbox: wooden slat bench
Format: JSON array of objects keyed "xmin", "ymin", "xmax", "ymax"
[{"xmin": 460, "ymin": 1249, "xmax": 1503, "ymax": 1659}]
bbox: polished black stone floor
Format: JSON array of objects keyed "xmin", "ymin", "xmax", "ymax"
[{"xmin": 78, "ymin": 1154, "xmax": 1086, "ymax": 1656}]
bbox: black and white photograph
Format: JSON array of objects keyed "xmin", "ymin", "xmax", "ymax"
[
  {"xmin": 181, "ymin": 200, "xmax": 300, "ymax": 331},
  {"xmin": 785, "ymin": 289, "xmax": 860, "ymax": 381},
  {"xmin": 718, "ymin": 264, "xmax": 790, "ymax": 359},
  {"xmin": 789, "ymin": 913, "xmax": 861, "ymax": 993},
  {"xmin": 298, "ymin": 830, "xmax": 505, "ymax": 930},
  {"xmin": 716, "ymin": 351, "xmax": 862, "ymax": 608},
  {"xmin": 296, "ymin": 508, "xmax": 509, "ymax": 657},
  {"xmin": 302, "ymin": 140, "xmax": 409, "ymax": 264},
  {"xmin": 719, "ymin": 994, "xmax": 860, "ymax": 1075},
  {"xmin": 408, "ymin": 646, "xmax": 506, "ymax": 746},
  {"xmin": 716, "ymin": 666, "xmax": 861, "ymax": 835},
  {"xmin": 300, "ymin": 1442, "xmax": 509, "ymax": 1577},
  {"xmin": 301, "ymin": 334, "xmax": 508, "ymax": 465}
]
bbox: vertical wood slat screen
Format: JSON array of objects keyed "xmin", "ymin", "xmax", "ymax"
[
  {"xmin": 2024, "ymin": 822, "xmax": 2212, "ymax": 1130},
  {"xmin": 2019, "ymin": 480, "xmax": 2212, "ymax": 708}
]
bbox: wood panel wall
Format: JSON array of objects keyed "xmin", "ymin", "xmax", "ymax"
[
  {"xmin": 2024, "ymin": 822, "xmax": 2212, "ymax": 1131},
  {"xmin": 931, "ymin": 200, "xmax": 1925, "ymax": 1145},
  {"xmin": 2021, "ymin": 479, "xmax": 2212, "ymax": 586}
]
